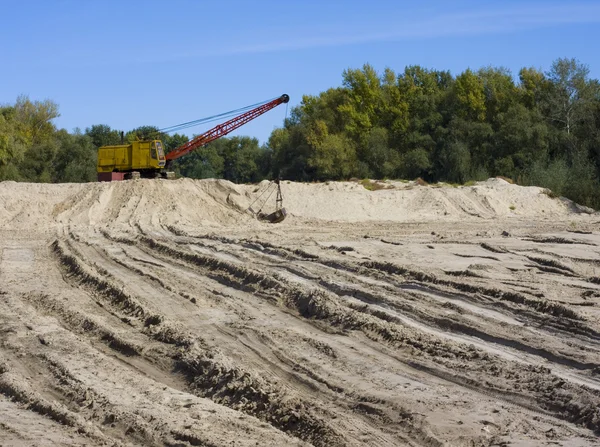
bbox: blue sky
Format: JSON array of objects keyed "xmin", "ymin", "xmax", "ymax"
[{"xmin": 2, "ymin": 0, "xmax": 599, "ymax": 144}]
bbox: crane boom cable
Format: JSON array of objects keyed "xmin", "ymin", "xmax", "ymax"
[
  {"xmin": 160, "ymin": 106, "xmax": 258, "ymax": 133},
  {"xmin": 165, "ymin": 94, "xmax": 289, "ymax": 162},
  {"xmin": 160, "ymin": 99, "xmax": 274, "ymax": 133},
  {"xmin": 159, "ymin": 97, "xmax": 277, "ymax": 134},
  {"xmin": 160, "ymin": 109, "xmax": 256, "ymax": 133}
]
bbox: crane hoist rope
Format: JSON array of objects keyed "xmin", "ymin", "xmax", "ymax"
[
  {"xmin": 247, "ymin": 179, "xmax": 286, "ymax": 224},
  {"xmin": 248, "ymin": 182, "xmax": 277, "ymax": 214}
]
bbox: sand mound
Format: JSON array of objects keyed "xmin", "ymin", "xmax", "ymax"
[
  {"xmin": 0, "ymin": 177, "xmax": 594, "ymax": 231},
  {"xmin": 52, "ymin": 178, "xmax": 252, "ymax": 228},
  {"xmin": 278, "ymin": 178, "xmax": 593, "ymax": 222}
]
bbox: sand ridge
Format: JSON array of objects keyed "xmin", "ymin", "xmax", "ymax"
[{"xmin": 0, "ymin": 177, "xmax": 593, "ymax": 231}]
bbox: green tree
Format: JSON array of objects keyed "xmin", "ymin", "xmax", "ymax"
[
  {"xmin": 307, "ymin": 133, "xmax": 356, "ymax": 180},
  {"xmin": 125, "ymin": 125, "xmax": 162, "ymax": 142},
  {"xmin": 301, "ymin": 88, "xmax": 348, "ymax": 135},
  {"xmin": 338, "ymin": 64, "xmax": 382, "ymax": 142},
  {"xmin": 163, "ymin": 133, "xmax": 189, "ymax": 152},
  {"xmin": 0, "ymin": 97, "xmax": 59, "ymax": 181},
  {"xmin": 453, "ymin": 69, "xmax": 486, "ymax": 122},
  {"xmin": 54, "ymin": 129, "xmax": 97, "ymax": 182},
  {"xmin": 438, "ymin": 140, "xmax": 471, "ymax": 183},
  {"xmin": 478, "ymin": 66, "xmax": 516, "ymax": 125},
  {"xmin": 221, "ymin": 136, "xmax": 265, "ymax": 183},
  {"xmin": 0, "ymin": 106, "xmax": 26, "ymax": 172},
  {"xmin": 18, "ymin": 140, "xmax": 58, "ymax": 182},
  {"xmin": 397, "ymin": 66, "xmax": 452, "ymax": 178},
  {"xmin": 14, "ymin": 95, "xmax": 59, "ymax": 146},
  {"xmin": 564, "ymin": 150, "xmax": 600, "ymax": 208},
  {"xmin": 85, "ymin": 124, "xmax": 122, "ymax": 148},
  {"xmin": 173, "ymin": 145, "xmax": 224, "ymax": 179},
  {"xmin": 379, "ymin": 67, "xmax": 409, "ymax": 144},
  {"xmin": 493, "ymin": 104, "xmax": 549, "ymax": 173},
  {"xmin": 400, "ymin": 148, "xmax": 431, "ymax": 179},
  {"xmin": 518, "ymin": 67, "xmax": 548, "ymax": 109},
  {"xmin": 268, "ymin": 122, "xmax": 312, "ymax": 180},
  {"xmin": 545, "ymin": 58, "xmax": 599, "ymax": 135},
  {"xmin": 438, "ymin": 118, "xmax": 493, "ymax": 179},
  {"xmin": 398, "ymin": 66, "xmax": 451, "ymax": 136},
  {"xmin": 364, "ymin": 127, "xmax": 399, "ymax": 178},
  {"xmin": 525, "ymin": 157, "xmax": 569, "ymax": 197}
]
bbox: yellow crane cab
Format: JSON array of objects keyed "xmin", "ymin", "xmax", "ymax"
[{"xmin": 97, "ymin": 140, "xmax": 166, "ymax": 181}]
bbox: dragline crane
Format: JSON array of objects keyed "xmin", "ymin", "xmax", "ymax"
[{"xmin": 96, "ymin": 94, "xmax": 289, "ymax": 181}]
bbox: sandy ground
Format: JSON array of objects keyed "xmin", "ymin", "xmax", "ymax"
[{"xmin": 1, "ymin": 177, "xmax": 600, "ymax": 446}]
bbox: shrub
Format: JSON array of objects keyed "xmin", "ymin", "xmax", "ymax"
[{"xmin": 496, "ymin": 176, "xmax": 514, "ymax": 184}]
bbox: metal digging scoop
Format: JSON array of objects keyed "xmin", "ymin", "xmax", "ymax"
[
  {"xmin": 248, "ymin": 179, "xmax": 286, "ymax": 224},
  {"xmin": 262, "ymin": 207, "xmax": 287, "ymax": 223}
]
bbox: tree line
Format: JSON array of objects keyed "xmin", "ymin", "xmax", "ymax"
[
  {"xmin": 1, "ymin": 57, "xmax": 599, "ymax": 208},
  {"xmin": 269, "ymin": 58, "xmax": 600, "ymax": 209}
]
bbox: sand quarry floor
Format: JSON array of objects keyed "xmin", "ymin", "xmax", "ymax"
[{"xmin": 1, "ymin": 177, "xmax": 600, "ymax": 446}]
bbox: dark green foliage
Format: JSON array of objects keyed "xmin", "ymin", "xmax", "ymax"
[
  {"xmin": 525, "ymin": 157, "xmax": 569, "ymax": 197},
  {"xmin": 53, "ymin": 130, "xmax": 97, "ymax": 183},
  {"xmin": 172, "ymin": 136, "xmax": 269, "ymax": 183},
  {"xmin": 173, "ymin": 146, "xmax": 223, "ymax": 179},
  {"xmin": 221, "ymin": 137, "xmax": 266, "ymax": 183},
  {"xmin": 400, "ymin": 148, "xmax": 431, "ymax": 180},
  {"xmin": 564, "ymin": 151, "xmax": 600, "ymax": 207},
  {"xmin": 125, "ymin": 125, "xmax": 162, "ymax": 142},
  {"xmin": 365, "ymin": 127, "xmax": 398, "ymax": 178},
  {"xmin": 85, "ymin": 124, "xmax": 121, "ymax": 147},
  {"xmin": 18, "ymin": 140, "xmax": 58, "ymax": 182},
  {"xmin": 163, "ymin": 133, "xmax": 189, "ymax": 152}
]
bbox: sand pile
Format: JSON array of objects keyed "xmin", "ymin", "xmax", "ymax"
[
  {"xmin": 0, "ymin": 181, "xmax": 85, "ymax": 231},
  {"xmin": 0, "ymin": 177, "xmax": 594, "ymax": 231},
  {"xmin": 52, "ymin": 178, "xmax": 250, "ymax": 229},
  {"xmin": 0, "ymin": 179, "xmax": 252, "ymax": 231},
  {"xmin": 277, "ymin": 177, "xmax": 594, "ymax": 222}
]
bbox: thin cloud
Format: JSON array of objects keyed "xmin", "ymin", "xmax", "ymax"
[
  {"xmin": 123, "ymin": 2, "xmax": 600, "ymax": 66},
  {"xmin": 206, "ymin": 2, "xmax": 600, "ymax": 57}
]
